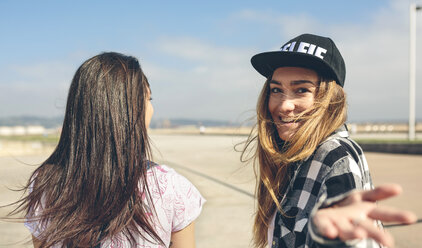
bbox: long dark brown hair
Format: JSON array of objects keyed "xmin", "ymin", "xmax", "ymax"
[{"xmin": 8, "ymin": 52, "xmax": 163, "ymax": 247}]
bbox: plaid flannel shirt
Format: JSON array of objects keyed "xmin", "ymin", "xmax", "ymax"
[{"xmin": 269, "ymin": 125, "xmax": 382, "ymax": 248}]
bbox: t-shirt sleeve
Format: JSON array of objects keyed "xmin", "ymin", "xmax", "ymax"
[
  {"xmin": 24, "ymin": 215, "xmax": 43, "ymax": 238},
  {"xmin": 170, "ymin": 170, "xmax": 205, "ymax": 232},
  {"xmin": 24, "ymin": 180, "xmax": 43, "ymax": 238}
]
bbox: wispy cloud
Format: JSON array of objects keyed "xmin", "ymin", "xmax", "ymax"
[
  {"xmin": 140, "ymin": 1, "xmax": 422, "ymax": 122},
  {"xmin": 1, "ymin": 0, "xmax": 421, "ymax": 122},
  {"xmin": 0, "ymin": 61, "xmax": 73, "ymax": 116},
  {"xmin": 144, "ymin": 37, "xmax": 262, "ymax": 121}
]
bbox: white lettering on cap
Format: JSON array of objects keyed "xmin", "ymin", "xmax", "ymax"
[
  {"xmin": 281, "ymin": 43, "xmax": 290, "ymax": 51},
  {"xmin": 280, "ymin": 41, "xmax": 327, "ymax": 60},
  {"xmin": 281, "ymin": 41, "xmax": 296, "ymax": 52},
  {"xmin": 289, "ymin": 42, "xmax": 296, "ymax": 52},
  {"xmin": 307, "ymin": 44, "xmax": 316, "ymax": 55},
  {"xmin": 314, "ymin": 47, "xmax": 327, "ymax": 59},
  {"xmin": 297, "ymin": 42, "xmax": 327, "ymax": 59},
  {"xmin": 297, "ymin": 42, "xmax": 310, "ymax": 53}
]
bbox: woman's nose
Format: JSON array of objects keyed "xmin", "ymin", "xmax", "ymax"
[{"xmin": 278, "ymin": 98, "xmax": 295, "ymax": 113}]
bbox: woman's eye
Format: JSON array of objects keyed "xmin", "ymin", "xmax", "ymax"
[
  {"xmin": 297, "ymin": 88, "xmax": 310, "ymax": 94},
  {"xmin": 270, "ymin": 88, "xmax": 282, "ymax": 93},
  {"xmin": 149, "ymin": 97, "xmax": 153, "ymax": 101}
]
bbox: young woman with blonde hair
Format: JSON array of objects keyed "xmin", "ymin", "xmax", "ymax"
[
  {"xmin": 242, "ymin": 34, "xmax": 416, "ymax": 248},
  {"xmin": 8, "ymin": 52, "xmax": 205, "ymax": 248}
]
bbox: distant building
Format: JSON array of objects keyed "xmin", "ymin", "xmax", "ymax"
[
  {"xmin": 199, "ymin": 125, "xmax": 206, "ymax": 134},
  {"xmin": 0, "ymin": 126, "xmax": 13, "ymax": 136},
  {"xmin": 13, "ymin": 126, "xmax": 26, "ymax": 135},
  {"xmin": 26, "ymin": 125, "xmax": 46, "ymax": 135},
  {"xmin": 0, "ymin": 125, "xmax": 47, "ymax": 136}
]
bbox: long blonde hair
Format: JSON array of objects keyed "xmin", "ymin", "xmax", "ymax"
[{"xmin": 240, "ymin": 77, "xmax": 347, "ymax": 248}]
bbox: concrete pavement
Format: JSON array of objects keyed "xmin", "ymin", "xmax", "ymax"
[{"xmin": 0, "ymin": 134, "xmax": 421, "ymax": 247}]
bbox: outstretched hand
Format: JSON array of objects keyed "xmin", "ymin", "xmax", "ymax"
[{"xmin": 312, "ymin": 184, "xmax": 417, "ymax": 247}]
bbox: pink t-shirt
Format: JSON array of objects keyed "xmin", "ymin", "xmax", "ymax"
[{"xmin": 25, "ymin": 164, "xmax": 205, "ymax": 248}]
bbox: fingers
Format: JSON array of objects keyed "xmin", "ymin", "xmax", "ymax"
[
  {"xmin": 334, "ymin": 217, "xmax": 366, "ymax": 241},
  {"xmin": 330, "ymin": 210, "xmax": 395, "ymax": 247},
  {"xmin": 356, "ymin": 218, "xmax": 394, "ymax": 247},
  {"xmin": 313, "ymin": 210, "xmax": 339, "ymax": 239},
  {"xmin": 313, "ymin": 184, "xmax": 416, "ymax": 247},
  {"xmin": 314, "ymin": 209, "xmax": 367, "ymax": 241},
  {"xmin": 361, "ymin": 184, "xmax": 402, "ymax": 202},
  {"xmin": 368, "ymin": 205, "xmax": 418, "ymax": 224}
]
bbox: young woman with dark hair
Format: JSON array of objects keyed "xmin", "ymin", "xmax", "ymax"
[
  {"xmin": 9, "ymin": 52, "xmax": 204, "ymax": 248},
  {"xmin": 242, "ymin": 34, "xmax": 416, "ymax": 248}
]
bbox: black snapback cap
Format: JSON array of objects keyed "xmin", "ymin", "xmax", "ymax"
[{"xmin": 251, "ymin": 33, "xmax": 346, "ymax": 87}]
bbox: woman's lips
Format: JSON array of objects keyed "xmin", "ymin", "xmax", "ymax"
[{"xmin": 278, "ymin": 116, "xmax": 295, "ymax": 124}]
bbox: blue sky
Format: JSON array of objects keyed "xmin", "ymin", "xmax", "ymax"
[{"xmin": 1, "ymin": 0, "xmax": 421, "ymax": 122}]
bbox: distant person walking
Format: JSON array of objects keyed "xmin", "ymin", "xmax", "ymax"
[
  {"xmin": 241, "ymin": 33, "xmax": 416, "ymax": 247},
  {"xmin": 8, "ymin": 52, "xmax": 204, "ymax": 247}
]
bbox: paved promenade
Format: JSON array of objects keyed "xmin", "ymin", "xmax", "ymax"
[{"xmin": 0, "ymin": 134, "xmax": 421, "ymax": 247}]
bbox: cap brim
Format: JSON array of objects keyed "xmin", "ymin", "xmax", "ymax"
[{"xmin": 251, "ymin": 51, "xmax": 340, "ymax": 83}]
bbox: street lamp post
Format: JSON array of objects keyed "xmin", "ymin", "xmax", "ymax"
[{"xmin": 409, "ymin": 3, "xmax": 421, "ymax": 140}]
